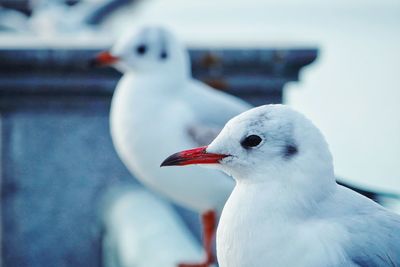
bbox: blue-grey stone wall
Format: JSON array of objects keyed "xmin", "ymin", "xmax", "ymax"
[{"xmin": 1, "ymin": 100, "xmax": 136, "ymax": 267}]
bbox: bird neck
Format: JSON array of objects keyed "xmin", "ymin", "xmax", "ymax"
[
  {"xmin": 124, "ymin": 66, "xmax": 190, "ymax": 80},
  {"xmin": 235, "ymin": 168, "xmax": 337, "ymax": 218},
  {"xmin": 120, "ymin": 71, "xmax": 188, "ymax": 97}
]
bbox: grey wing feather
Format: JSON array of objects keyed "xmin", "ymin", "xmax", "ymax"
[
  {"xmin": 185, "ymin": 79, "xmax": 252, "ymax": 146},
  {"xmin": 185, "ymin": 79, "xmax": 252, "ymax": 125},
  {"xmin": 187, "ymin": 124, "xmax": 222, "ymax": 146},
  {"xmin": 343, "ymin": 209, "xmax": 400, "ymax": 267}
]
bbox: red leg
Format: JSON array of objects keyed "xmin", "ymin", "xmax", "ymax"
[{"xmin": 178, "ymin": 210, "xmax": 216, "ymax": 267}]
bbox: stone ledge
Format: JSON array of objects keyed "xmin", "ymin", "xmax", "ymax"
[{"xmin": 0, "ymin": 47, "xmax": 317, "ymax": 107}]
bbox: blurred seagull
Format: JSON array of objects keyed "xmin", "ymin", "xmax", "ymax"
[
  {"xmin": 161, "ymin": 104, "xmax": 400, "ymax": 267},
  {"xmin": 91, "ymin": 26, "xmax": 251, "ymax": 267},
  {"xmin": 0, "ymin": 7, "xmax": 30, "ymax": 33},
  {"xmin": 28, "ymin": 0, "xmax": 111, "ymax": 35}
]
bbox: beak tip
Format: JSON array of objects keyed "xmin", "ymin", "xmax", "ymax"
[
  {"xmin": 160, "ymin": 153, "xmax": 181, "ymax": 167},
  {"xmin": 89, "ymin": 51, "xmax": 118, "ymax": 68}
]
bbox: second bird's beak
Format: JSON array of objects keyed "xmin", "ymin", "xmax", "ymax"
[
  {"xmin": 160, "ymin": 146, "xmax": 228, "ymax": 167},
  {"xmin": 90, "ymin": 51, "xmax": 119, "ymax": 67}
]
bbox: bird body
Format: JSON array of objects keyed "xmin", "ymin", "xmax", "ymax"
[
  {"xmin": 162, "ymin": 104, "xmax": 400, "ymax": 267},
  {"xmin": 219, "ymin": 181, "xmax": 400, "ymax": 267}
]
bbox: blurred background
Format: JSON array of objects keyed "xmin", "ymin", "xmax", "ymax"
[{"xmin": 0, "ymin": 0, "xmax": 399, "ymax": 266}]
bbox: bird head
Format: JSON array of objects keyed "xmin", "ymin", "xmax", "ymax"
[
  {"xmin": 161, "ymin": 105, "xmax": 335, "ymax": 188},
  {"xmin": 90, "ymin": 26, "xmax": 190, "ymax": 76}
]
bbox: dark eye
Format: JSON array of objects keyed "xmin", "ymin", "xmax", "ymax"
[
  {"xmin": 241, "ymin": 135, "xmax": 262, "ymax": 148},
  {"xmin": 136, "ymin": 44, "xmax": 147, "ymax": 55},
  {"xmin": 160, "ymin": 51, "xmax": 168, "ymax": 60}
]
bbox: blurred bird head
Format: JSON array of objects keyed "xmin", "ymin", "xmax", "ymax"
[
  {"xmin": 90, "ymin": 26, "xmax": 190, "ymax": 76},
  {"xmin": 162, "ymin": 105, "xmax": 335, "ymax": 191}
]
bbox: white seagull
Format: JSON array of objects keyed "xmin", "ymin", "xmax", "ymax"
[
  {"xmin": 91, "ymin": 26, "xmax": 251, "ymax": 267},
  {"xmin": 161, "ymin": 104, "xmax": 400, "ymax": 267}
]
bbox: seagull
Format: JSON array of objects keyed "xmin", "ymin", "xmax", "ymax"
[
  {"xmin": 90, "ymin": 26, "xmax": 252, "ymax": 267},
  {"xmin": 161, "ymin": 104, "xmax": 400, "ymax": 267}
]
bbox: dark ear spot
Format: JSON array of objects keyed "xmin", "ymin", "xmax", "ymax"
[
  {"xmin": 284, "ymin": 144, "xmax": 298, "ymax": 159},
  {"xmin": 160, "ymin": 51, "xmax": 168, "ymax": 60}
]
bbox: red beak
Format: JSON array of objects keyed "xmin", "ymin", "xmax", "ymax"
[
  {"xmin": 160, "ymin": 146, "xmax": 228, "ymax": 167},
  {"xmin": 90, "ymin": 51, "xmax": 119, "ymax": 67}
]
